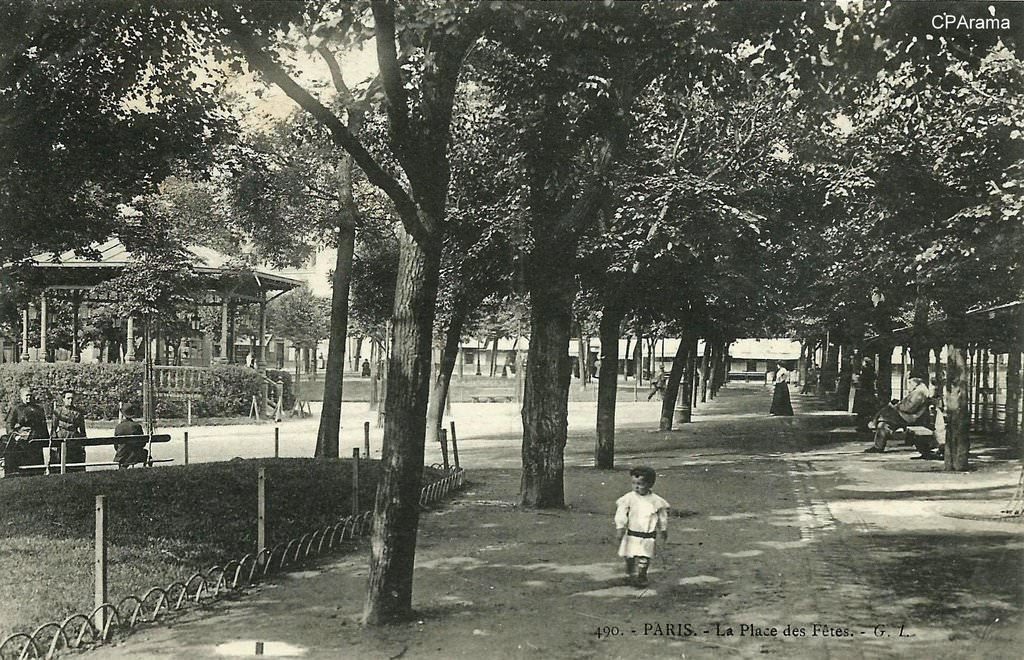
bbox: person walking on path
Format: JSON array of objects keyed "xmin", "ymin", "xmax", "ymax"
[
  {"xmin": 50, "ymin": 389, "xmax": 87, "ymax": 472},
  {"xmin": 615, "ymin": 466, "xmax": 670, "ymax": 588},
  {"xmin": 647, "ymin": 368, "xmax": 668, "ymax": 400},
  {"xmin": 113, "ymin": 402, "xmax": 149, "ymax": 469},
  {"xmin": 3, "ymin": 387, "xmax": 48, "ymax": 474},
  {"xmin": 769, "ymin": 363, "xmax": 794, "ymax": 416}
]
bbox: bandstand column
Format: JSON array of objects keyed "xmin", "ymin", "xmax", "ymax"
[
  {"xmin": 21, "ymin": 307, "xmax": 30, "ymax": 362},
  {"xmin": 220, "ymin": 298, "xmax": 230, "ymax": 364},
  {"xmin": 125, "ymin": 317, "xmax": 136, "ymax": 362},
  {"xmin": 257, "ymin": 298, "xmax": 267, "ymax": 369},
  {"xmin": 71, "ymin": 292, "xmax": 81, "ymax": 363},
  {"xmin": 39, "ymin": 291, "xmax": 47, "ymax": 362}
]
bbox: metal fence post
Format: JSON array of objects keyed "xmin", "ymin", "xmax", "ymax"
[
  {"xmin": 95, "ymin": 495, "xmax": 107, "ymax": 634},
  {"xmin": 449, "ymin": 420, "xmax": 460, "ymax": 470},
  {"xmin": 352, "ymin": 449, "xmax": 360, "ymax": 515},
  {"xmin": 258, "ymin": 467, "xmax": 266, "ymax": 557},
  {"xmin": 183, "ymin": 431, "xmax": 189, "ymax": 466},
  {"xmin": 274, "ymin": 426, "xmax": 280, "ymax": 459},
  {"xmin": 439, "ymin": 429, "xmax": 450, "ymax": 471},
  {"xmin": 363, "ymin": 421, "xmax": 370, "ymax": 458}
]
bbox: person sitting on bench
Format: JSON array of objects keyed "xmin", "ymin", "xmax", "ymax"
[
  {"xmin": 113, "ymin": 403, "xmax": 149, "ymax": 469},
  {"xmin": 3, "ymin": 387, "xmax": 48, "ymax": 475},
  {"xmin": 865, "ymin": 377, "xmax": 933, "ymax": 453},
  {"xmin": 50, "ymin": 390, "xmax": 87, "ymax": 472}
]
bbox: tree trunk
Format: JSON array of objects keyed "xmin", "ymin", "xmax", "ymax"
[
  {"xmin": 595, "ymin": 304, "xmax": 623, "ymax": 469},
  {"xmin": 364, "ymin": 230, "xmax": 441, "ymax": 624},
  {"xmin": 876, "ymin": 344, "xmax": 894, "ymax": 404},
  {"xmin": 427, "ymin": 303, "xmax": 468, "ymax": 447},
  {"xmin": 489, "ymin": 335, "xmax": 499, "ymax": 378},
  {"xmin": 659, "ymin": 336, "xmax": 690, "ymax": 431},
  {"xmin": 944, "ymin": 341, "xmax": 970, "ymax": 471},
  {"xmin": 520, "ymin": 269, "xmax": 574, "ymax": 507},
  {"xmin": 909, "ymin": 295, "xmax": 931, "ymax": 380},
  {"xmin": 314, "ymin": 211, "xmax": 356, "ymax": 459},
  {"xmin": 633, "ymin": 336, "xmax": 642, "ymax": 384},
  {"xmin": 699, "ymin": 340, "xmax": 711, "ymax": 404},
  {"xmin": 623, "ymin": 336, "xmax": 633, "ymax": 378},
  {"xmin": 1006, "ymin": 348, "xmax": 1021, "ymax": 436}
]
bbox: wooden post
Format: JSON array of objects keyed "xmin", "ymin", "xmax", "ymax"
[
  {"xmin": 257, "ymin": 467, "xmax": 266, "ymax": 556},
  {"xmin": 449, "ymin": 420, "xmax": 460, "ymax": 470},
  {"xmin": 183, "ymin": 431, "xmax": 189, "ymax": 465},
  {"xmin": 94, "ymin": 495, "xmax": 107, "ymax": 634},
  {"xmin": 274, "ymin": 426, "xmax": 279, "ymax": 458},
  {"xmin": 186, "ymin": 398, "xmax": 192, "ymax": 427},
  {"xmin": 363, "ymin": 421, "xmax": 370, "ymax": 457},
  {"xmin": 439, "ymin": 429, "xmax": 450, "ymax": 471},
  {"xmin": 351, "ymin": 449, "xmax": 360, "ymax": 515},
  {"xmin": 71, "ymin": 292, "xmax": 81, "ymax": 363},
  {"xmin": 61, "ymin": 440, "xmax": 67, "ymax": 475}
]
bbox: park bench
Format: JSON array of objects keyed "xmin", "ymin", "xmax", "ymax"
[
  {"xmin": 469, "ymin": 391, "xmax": 514, "ymax": 403},
  {"xmin": 0, "ymin": 434, "xmax": 173, "ymax": 477}
]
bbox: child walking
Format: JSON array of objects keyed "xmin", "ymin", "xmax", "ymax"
[{"xmin": 615, "ymin": 466, "xmax": 670, "ymax": 587}]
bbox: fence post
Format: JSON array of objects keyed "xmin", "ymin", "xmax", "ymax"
[
  {"xmin": 95, "ymin": 495, "xmax": 107, "ymax": 634},
  {"xmin": 363, "ymin": 421, "xmax": 370, "ymax": 458},
  {"xmin": 187, "ymin": 397, "xmax": 192, "ymax": 427},
  {"xmin": 61, "ymin": 440, "xmax": 67, "ymax": 475},
  {"xmin": 352, "ymin": 449, "xmax": 360, "ymax": 515},
  {"xmin": 274, "ymin": 426, "xmax": 280, "ymax": 459},
  {"xmin": 257, "ymin": 467, "xmax": 266, "ymax": 558},
  {"xmin": 439, "ymin": 429, "xmax": 450, "ymax": 471},
  {"xmin": 449, "ymin": 420, "xmax": 460, "ymax": 470},
  {"xmin": 183, "ymin": 431, "xmax": 189, "ymax": 466}
]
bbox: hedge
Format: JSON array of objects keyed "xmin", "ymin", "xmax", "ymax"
[{"xmin": 0, "ymin": 363, "xmax": 288, "ymax": 421}]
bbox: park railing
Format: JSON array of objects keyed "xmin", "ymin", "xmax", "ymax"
[{"xmin": 0, "ymin": 465, "xmax": 467, "ymax": 660}]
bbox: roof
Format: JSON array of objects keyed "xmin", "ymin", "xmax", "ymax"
[{"xmin": 23, "ymin": 238, "xmax": 302, "ymax": 293}]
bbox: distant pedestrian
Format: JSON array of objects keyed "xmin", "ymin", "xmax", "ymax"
[
  {"xmin": 615, "ymin": 466, "xmax": 670, "ymax": 588},
  {"xmin": 769, "ymin": 364, "xmax": 794, "ymax": 416},
  {"xmin": 50, "ymin": 390, "xmax": 87, "ymax": 472},
  {"xmin": 361, "ymin": 359, "xmax": 371, "ymax": 378},
  {"xmin": 852, "ymin": 358, "xmax": 878, "ymax": 431},
  {"xmin": 113, "ymin": 403, "xmax": 148, "ymax": 469},
  {"xmin": 647, "ymin": 368, "xmax": 668, "ymax": 401}
]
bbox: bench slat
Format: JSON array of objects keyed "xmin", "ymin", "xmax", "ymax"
[{"xmin": 27, "ymin": 434, "xmax": 172, "ymax": 448}]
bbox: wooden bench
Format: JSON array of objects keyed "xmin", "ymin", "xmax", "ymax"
[
  {"xmin": 469, "ymin": 393, "xmax": 514, "ymax": 403},
  {"xmin": 2, "ymin": 434, "xmax": 173, "ymax": 476}
]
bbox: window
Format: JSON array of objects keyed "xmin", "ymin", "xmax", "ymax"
[{"xmin": 746, "ymin": 360, "xmax": 758, "ymax": 372}]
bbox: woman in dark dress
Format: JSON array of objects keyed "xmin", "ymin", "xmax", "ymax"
[
  {"xmin": 770, "ymin": 364, "xmax": 794, "ymax": 416},
  {"xmin": 852, "ymin": 358, "xmax": 879, "ymax": 431}
]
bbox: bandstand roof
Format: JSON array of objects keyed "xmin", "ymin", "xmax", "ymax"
[{"xmin": 21, "ymin": 238, "xmax": 302, "ymax": 303}]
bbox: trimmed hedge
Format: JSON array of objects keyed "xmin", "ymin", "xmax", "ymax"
[{"xmin": 0, "ymin": 363, "xmax": 273, "ymax": 421}]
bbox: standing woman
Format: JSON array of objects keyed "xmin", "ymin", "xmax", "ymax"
[
  {"xmin": 769, "ymin": 363, "xmax": 794, "ymax": 416},
  {"xmin": 50, "ymin": 390, "xmax": 87, "ymax": 472}
]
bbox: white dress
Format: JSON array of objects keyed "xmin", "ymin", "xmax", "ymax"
[{"xmin": 615, "ymin": 491, "xmax": 670, "ymax": 558}]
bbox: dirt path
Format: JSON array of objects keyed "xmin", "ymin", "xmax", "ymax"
[{"xmin": 96, "ymin": 386, "xmax": 1023, "ymax": 659}]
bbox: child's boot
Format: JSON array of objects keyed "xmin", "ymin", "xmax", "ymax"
[
  {"xmin": 624, "ymin": 558, "xmax": 636, "ymax": 583},
  {"xmin": 635, "ymin": 557, "xmax": 650, "ymax": 587}
]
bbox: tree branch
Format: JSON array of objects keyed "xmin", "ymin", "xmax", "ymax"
[
  {"xmin": 370, "ymin": 0, "xmax": 416, "ymax": 171},
  {"xmin": 228, "ymin": 27, "xmax": 427, "ymax": 245}
]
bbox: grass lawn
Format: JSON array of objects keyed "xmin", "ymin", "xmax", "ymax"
[{"xmin": 0, "ymin": 459, "xmax": 440, "ymax": 639}]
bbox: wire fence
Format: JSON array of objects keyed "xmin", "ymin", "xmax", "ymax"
[{"xmin": 0, "ymin": 466, "xmax": 466, "ymax": 660}]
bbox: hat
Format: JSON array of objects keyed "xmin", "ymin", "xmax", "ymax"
[{"xmin": 119, "ymin": 402, "xmax": 138, "ymax": 417}]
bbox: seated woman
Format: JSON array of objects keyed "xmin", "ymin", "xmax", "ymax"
[{"xmin": 865, "ymin": 377, "xmax": 933, "ymax": 453}]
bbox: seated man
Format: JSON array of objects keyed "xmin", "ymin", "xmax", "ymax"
[
  {"xmin": 865, "ymin": 377, "xmax": 933, "ymax": 453},
  {"xmin": 113, "ymin": 403, "xmax": 149, "ymax": 468}
]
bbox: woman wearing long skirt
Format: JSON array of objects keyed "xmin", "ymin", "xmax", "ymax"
[{"xmin": 770, "ymin": 364, "xmax": 794, "ymax": 416}]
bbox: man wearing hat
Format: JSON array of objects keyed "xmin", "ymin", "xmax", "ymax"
[{"xmin": 113, "ymin": 403, "xmax": 148, "ymax": 468}]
